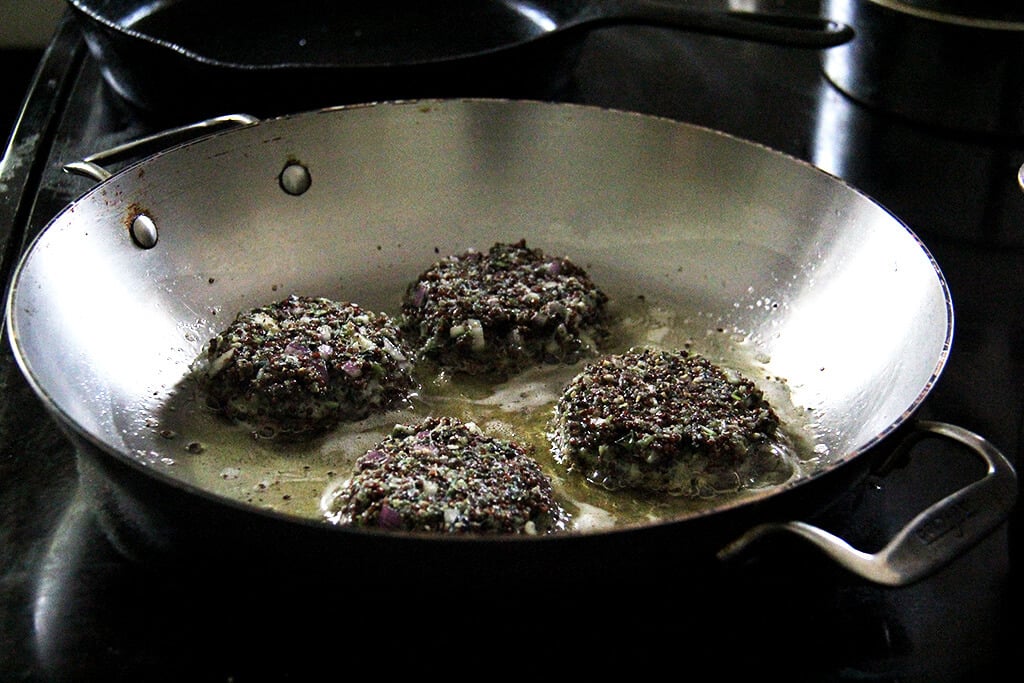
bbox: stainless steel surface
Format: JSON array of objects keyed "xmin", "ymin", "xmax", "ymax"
[{"xmin": 8, "ymin": 100, "xmax": 990, "ymax": 578}]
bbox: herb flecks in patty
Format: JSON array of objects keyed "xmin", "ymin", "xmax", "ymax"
[
  {"xmin": 200, "ymin": 295, "xmax": 416, "ymax": 440},
  {"xmin": 323, "ymin": 416, "xmax": 568, "ymax": 535},
  {"xmin": 548, "ymin": 347, "xmax": 791, "ymax": 497},
  {"xmin": 400, "ymin": 239, "xmax": 609, "ymax": 377}
]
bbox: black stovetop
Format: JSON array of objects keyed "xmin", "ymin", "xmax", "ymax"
[{"xmin": 1, "ymin": 6, "xmax": 1021, "ymax": 681}]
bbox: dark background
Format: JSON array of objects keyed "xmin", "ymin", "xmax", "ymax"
[
  {"xmin": 3, "ymin": 49, "xmax": 43, "ymax": 146},
  {"xmin": 1, "ymin": 5, "xmax": 1020, "ymax": 680}
]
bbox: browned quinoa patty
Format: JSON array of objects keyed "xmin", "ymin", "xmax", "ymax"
[
  {"xmin": 323, "ymin": 416, "xmax": 568, "ymax": 535},
  {"xmin": 399, "ymin": 239, "xmax": 609, "ymax": 377},
  {"xmin": 200, "ymin": 295, "xmax": 416, "ymax": 439},
  {"xmin": 548, "ymin": 347, "xmax": 789, "ymax": 496}
]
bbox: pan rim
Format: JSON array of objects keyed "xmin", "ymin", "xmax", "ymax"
[{"xmin": 4, "ymin": 98, "xmax": 956, "ymax": 543}]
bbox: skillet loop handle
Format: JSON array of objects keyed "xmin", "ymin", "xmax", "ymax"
[
  {"xmin": 63, "ymin": 113, "xmax": 261, "ymax": 183},
  {"xmin": 714, "ymin": 10, "xmax": 854, "ymax": 48},
  {"xmin": 580, "ymin": 2, "xmax": 854, "ymax": 48},
  {"xmin": 717, "ymin": 421, "xmax": 1017, "ymax": 586}
]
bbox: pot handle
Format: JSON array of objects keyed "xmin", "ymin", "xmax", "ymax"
[
  {"xmin": 717, "ymin": 420, "xmax": 1017, "ymax": 586},
  {"xmin": 581, "ymin": 1, "xmax": 854, "ymax": 48},
  {"xmin": 63, "ymin": 113, "xmax": 261, "ymax": 182}
]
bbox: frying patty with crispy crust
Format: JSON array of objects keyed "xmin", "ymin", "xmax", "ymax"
[
  {"xmin": 399, "ymin": 239, "xmax": 609, "ymax": 377},
  {"xmin": 322, "ymin": 416, "xmax": 568, "ymax": 535},
  {"xmin": 548, "ymin": 347, "xmax": 791, "ymax": 496},
  {"xmin": 200, "ymin": 295, "xmax": 416, "ymax": 439}
]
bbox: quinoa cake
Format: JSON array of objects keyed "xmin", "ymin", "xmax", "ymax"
[
  {"xmin": 548, "ymin": 347, "xmax": 790, "ymax": 496},
  {"xmin": 399, "ymin": 239, "xmax": 609, "ymax": 377},
  {"xmin": 199, "ymin": 295, "xmax": 416, "ymax": 439},
  {"xmin": 322, "ymin": 416, "xmax": 568, "ymax": 535}
]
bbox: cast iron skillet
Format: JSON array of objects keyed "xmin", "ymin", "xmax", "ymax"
[
  {"xmin": 6, "ymin": 100, "xmax": 1016, "ymax": 594},
  {"xmin": 66, "ymin": 0, "xmax": 854, "ymax": 115}
]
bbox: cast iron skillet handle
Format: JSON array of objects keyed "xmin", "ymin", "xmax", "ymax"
[
  {"xmin": 63, "ymin": 113, "xmax": 261, "ymax": 182},
  {"xmin": 576, "ymin": 0, "xmax": 855, "ymax": 48},
  {"xmin": 717, "ymin": 420, "xmax": 1017, "ymax": 586}
]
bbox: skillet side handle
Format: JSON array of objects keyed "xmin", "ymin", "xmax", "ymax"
[
  {"xmin": 63, "ymin": 113, "xmax": 261, "ymax": 182},
  {"xmin": 717, "ymin": 421, "xmax": 1018, "ymax": 586},
  {"xmin": 716, "ymin": 10, "xmax": 855, "ymax": 48}
]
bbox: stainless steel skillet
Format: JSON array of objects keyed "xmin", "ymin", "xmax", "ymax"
[{"xmin": 5, "ymin": 99, "xmax": 1015, "ymax": 588}]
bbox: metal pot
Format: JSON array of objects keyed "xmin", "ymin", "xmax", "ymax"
[
  {"xmin": 5, "ymin": 99, "xmax": 1015, "ymax": 591},
  {"xmin": 822, "ymin": 0, "xmax": 1024, "ymax": 136}
]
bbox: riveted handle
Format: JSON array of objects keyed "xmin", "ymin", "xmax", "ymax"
[
  {"xmin": 718, "ymin": 421, "xmax": 1017, "ymax": 586},
  {"xmin": 64, "ymin": 113, "xmax": 260, "ymax": 182}
]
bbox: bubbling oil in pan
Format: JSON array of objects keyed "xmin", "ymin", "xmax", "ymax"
[{"xmin": 140, "ymin": 294, "xmax": 825, "ymax": 533}]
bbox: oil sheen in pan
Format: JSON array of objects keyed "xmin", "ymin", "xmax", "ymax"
[{"xmin": 135, "ymin": 296, "xmax": 825, "ymax": 532}]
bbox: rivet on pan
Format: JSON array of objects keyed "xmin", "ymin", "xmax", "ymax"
[
  {"xmin": 130, "ymin": 214, "xmax": 158, "ymax": 249},
  {"xmin": 280, "ymin": 162, "xmax": 312, "ymax": 196}
]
